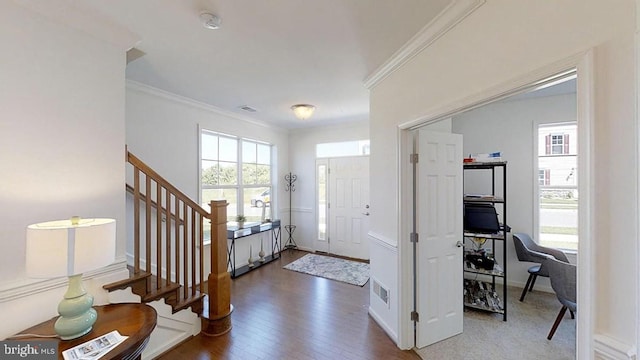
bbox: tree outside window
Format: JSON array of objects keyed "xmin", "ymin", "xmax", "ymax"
[{"xmin": 201, "ymin": 131, "xmax": 273, "ymax": 224}]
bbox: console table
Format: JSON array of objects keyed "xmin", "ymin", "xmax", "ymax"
[
  {"xmin": 227, "ymin": 219, "xmax": 281, "ymax": 278},
  {"xmin": 13, "ymin": 303, "xmax": 157, "ymax": 360}
]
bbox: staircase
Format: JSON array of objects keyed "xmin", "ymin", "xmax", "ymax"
[{"xmin": 103, "ymin": 150, "xmax": 232, "ymax": 336}]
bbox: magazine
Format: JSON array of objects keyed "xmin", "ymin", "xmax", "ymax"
[{"xmin": 62, "ymin": 330, "xmax": 128, "ymax": 360}]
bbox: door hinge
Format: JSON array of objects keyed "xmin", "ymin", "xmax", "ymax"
[
  {"xmin": 410, "ymin": 153, "xmax": 419, "ymax": 164},
  {"xmin": 410, "ymin": 232, "xmax": 418, "ymax": 243},
  {"xmin": 411, "ymin": 311, "xmax": 419, "ymax": 322}
]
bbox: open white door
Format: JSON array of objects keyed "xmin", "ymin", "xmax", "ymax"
[
  {"xmin": 327, "ymin": 156, "xmax": 370, "ymax": 259},
  {"xmin": 415, "ymin": 129, "xmax": 463, "ymax": 348}
]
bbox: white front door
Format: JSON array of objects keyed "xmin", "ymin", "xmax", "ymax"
[
  {"xmin": 416, "ymin": 130, "xmax": 463, "ymax": 348},
  {"xmin": 325, "ymin": 156, "xmax": 370, "ymax": 259}
]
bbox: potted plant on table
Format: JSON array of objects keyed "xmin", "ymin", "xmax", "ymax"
[{"xmin": 235, "ymin": 215, "xmax": 246, "ymax": 228}]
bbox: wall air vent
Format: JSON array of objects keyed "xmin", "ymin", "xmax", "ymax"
[
  {"xmin": 239, "ymin": 105, "xmax": 257, "ymax": 113},
  {"xmin": 372, "ymin": 278, "xmax": 389, "ymax": 307}
]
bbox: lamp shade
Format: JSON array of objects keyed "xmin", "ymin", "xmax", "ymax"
[{"xmin": 26, "ymin": 218, "xmax": 116, "ymax": 278}]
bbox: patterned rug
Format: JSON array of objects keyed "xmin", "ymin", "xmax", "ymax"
[{"xmin": 283, "ymin": 253, "xmax": 370, "ymax": 286}]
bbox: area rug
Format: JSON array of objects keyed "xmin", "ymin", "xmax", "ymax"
[{"xmin": 283, "ymin": 254, "xmax": 370, "ymax": 286}]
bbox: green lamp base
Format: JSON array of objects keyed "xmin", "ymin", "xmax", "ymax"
[{"xmin": 54, "ymin": 274, "xmax": 98, "ymax": 340}]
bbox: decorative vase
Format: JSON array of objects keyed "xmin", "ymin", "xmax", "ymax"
[
  {"xmin": 259, "ymin": 238, "xmax": 266, "ymax": 262},
  {"xmin": 238, "ymin": 221, "xmax": 245, "ymax": 229},
  {"xmin": 248, "ymin": 244, "xmax": 254, "ymax": 267}
]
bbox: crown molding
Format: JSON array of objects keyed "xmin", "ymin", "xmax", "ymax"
[
  {"xmin": 126, "ymin": 80, "xmax": 287, "ymax": 132},
  {"xmin": 363, "ymin": 0, "xmax": 485, "ymax": 89}
]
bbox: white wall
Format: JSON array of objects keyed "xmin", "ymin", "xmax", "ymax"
[
  {"xmin": 0, "ymin": 1, "xmax": 134, "ymax": 338},
  {"xmin": 369, "ymin": 0, "xmax": 637, "ymax": 353},
  {"xmin": 452, "ymin": 93, "xmax": 577, "ymax": 291},
  {"xmin": 125, "ymin": 82, "xmax": 290, "ymax": 272},
  {"xmin": 287, "ymin": 121, "xmax": 369, "ymax": 252}
]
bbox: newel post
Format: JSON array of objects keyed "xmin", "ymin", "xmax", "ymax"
[{"xmin": 201, "ymin": 200, "xmax": 233, "ymax": 336}]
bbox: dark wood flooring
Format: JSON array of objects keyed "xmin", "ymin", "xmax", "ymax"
[{"xmin": 158, "ymin": 249, "xmax": 418, "ymax": 360}]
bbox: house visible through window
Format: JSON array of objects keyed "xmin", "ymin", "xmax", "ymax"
[
  {"xmin": 537, "ymin": 123, "xmax": 577, "ymax": 250},
  {"xmin": 538, "ymin": 169, "xmax": 550, "ymax": 185},
  {"xmin": 201, "ymin": 130, "xmax": 273, "ymax": 227},
  {"xmin": 546, "ymin": 133, "xmax": 569, "ymax": 155}
]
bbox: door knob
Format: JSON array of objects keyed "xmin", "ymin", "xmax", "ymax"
[{"xmin": 456, "ymin": 241, "xmax": 463, "ymax": 248}]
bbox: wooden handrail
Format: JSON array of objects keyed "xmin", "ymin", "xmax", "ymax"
[
  {"xmin": 126, "ymin": 150, "xmax": 231, "ymax": 334},
  {"xmin": 127, "ymin": 152, "xmax": 209, "ymax": 217}
]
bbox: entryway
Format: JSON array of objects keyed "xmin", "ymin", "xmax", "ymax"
[{"xmin": 315, "ymin": 156, "xmax": 370, "ymax": 259}]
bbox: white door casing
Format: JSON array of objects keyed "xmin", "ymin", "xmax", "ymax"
[
  {"xmin": 416, "ymin": 130, "xmax": 463, "ymax": 348},
  {"xmin": 326, "ymin": 156, "xmax": 370, "ymax": 259}
]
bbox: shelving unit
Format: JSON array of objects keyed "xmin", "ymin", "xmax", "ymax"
[
  {"xmin": 463, "ymin": 161, "xmax": 509, "ymax": 321},
  {"xmin": 226, "ymin": 220, "xmax": 281, "ymax": 278}
]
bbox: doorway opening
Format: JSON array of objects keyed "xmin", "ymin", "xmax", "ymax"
[
  {"xmin": 402, "ymin": 63, "xmax": 589, "ymax": 358},
  {"xmin": 315, "ymin": 140, "xmax": 371, "ymax": 259}
]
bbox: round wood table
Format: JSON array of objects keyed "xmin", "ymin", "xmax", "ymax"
[{"xmin": 14, "ymin": 303, "xmax": 157, "ymax": 360}]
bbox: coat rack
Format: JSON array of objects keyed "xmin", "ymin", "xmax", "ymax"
[{"xmin": 284, "ymin": 172, "xmax": 297, "ymax": 249}]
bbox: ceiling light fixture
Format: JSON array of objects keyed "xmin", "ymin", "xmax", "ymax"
[
  {"xmin": 291, "ymin": 104, "xmax": 316, "ymax": 120},
  {"xmin": 200, "ymin": 12, "xmax": 221, "ymax": 30}
]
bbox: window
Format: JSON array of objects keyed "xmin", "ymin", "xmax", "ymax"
[
  {"xmin": 538, "ymin": 169, "xmax": 550, "ymax": 186},
  {"xmin": 201, "ymin": 130, "xmax": 273, "ymax": 224},
  {"xmin": 546, "ymin": 133, "xmax": 569, "ymax": 155},
  {"xmin": 537, "ymin": 123, "xmax": 577, "ymax": 250},
  {"xmin": 316, "ymin": 140, "xmax": 370, "ymax": 158},
  {"xmin": 317, "ymin": 163, "xmax": 327, "ymax": 241}
]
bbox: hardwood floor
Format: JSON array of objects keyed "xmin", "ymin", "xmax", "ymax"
[{"xmin": 158, "ymin": 249, "xmax": 418, "ymax": 360}]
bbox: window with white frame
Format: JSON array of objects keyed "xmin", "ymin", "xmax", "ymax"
[
  {"xmin": 537, "ymin": 123, "xmax": 577, "ymax": 250},
  {"xmin": 538, "ymin": 169, "xmax": 550, "ymax": 186},
  {"xmin": 201, "ymin": 130, "xmax": 273, "ymax": 223},
  {"xmin": 546, "ymin": 133, "xmax": 569, "ymax": 155}
]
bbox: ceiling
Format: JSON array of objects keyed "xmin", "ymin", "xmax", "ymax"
[{"xmin": 85, "ymin": 0, "xmax": 454, "ymax": 129}]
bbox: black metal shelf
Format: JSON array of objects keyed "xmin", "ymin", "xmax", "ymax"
[
  {"xmin": 462, "ymin": 161, "xmax": 508, "ymax": 321},
  {"xmin": 463, "ymin": 279, "xmax": 504, "ymax": 314},
  {"xmin": 464, "ymin": 261, "xmax": 504, "ymax": 277},
  {"xmin": 463, "ymin": 196, "xmax": 505, "ymax": 203},
  {"xmin": 462, "ymin": 161, "xmax": 507, "ymax": 169}
]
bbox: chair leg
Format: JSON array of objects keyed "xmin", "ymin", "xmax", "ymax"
[
  {"xmin": 570, "ymin": 310, "xmax": 575, "ymax": 319},
  {"xmin": 520, "ymin": 273, "xmax": 534, "ymax": 301},
  {"xmin": 528, "ymin": 274, "xmax": 538, "ymax": 292},
  {"xmin": 547, "ymin": 306, "xmax": 568, "ymax": 340}
]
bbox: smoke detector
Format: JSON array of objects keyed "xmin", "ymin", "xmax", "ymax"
[{"xmin": 200, "ymin": 12, "xmax": 221, "ymax": 30}]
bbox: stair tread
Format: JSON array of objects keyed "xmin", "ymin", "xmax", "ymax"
[
  {"xmin": 103, "ymin": 268, "xmax": 205, "ymax": 316},
  {"xmin": 173, "ymin": 291, "xmax": 206, "ymax": 313},
  {"xmin": 143, "ymin": 281, "xmax": 181, "ymax": 302},
  {"xmin": 102, "ymin": 270, "xmax": 151, "ymax": 291}
]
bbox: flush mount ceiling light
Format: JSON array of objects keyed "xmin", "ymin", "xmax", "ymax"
[
  {"xmin": 291, "ymin": 104, "xmax": 316, "ymax": 120},
  {"xmin": 200, "ymin": 12, "xmax": 221, "ymax": 30}
]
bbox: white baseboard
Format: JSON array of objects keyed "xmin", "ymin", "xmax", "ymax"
[
  {"xmin": 368, "ymin": 306, "xmax": 398, "ymax": 344},
  {"xmin": 506, "ymin": 279, "xmax": 553, "ymax": 294},
  {"xmin": 594, "ymin": 334, "xmax": 637, "ymax": 360}
]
